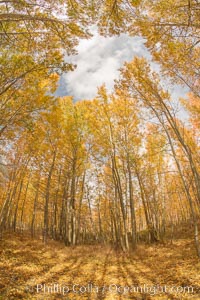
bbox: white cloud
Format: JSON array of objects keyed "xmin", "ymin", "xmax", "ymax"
[
  {"xmin": 56, "ymin": 28, "xmax": 188, "ymax": 111},
  {"xmin": 58, "ymin": 29, "xmax": 150, "ymax": 101}
]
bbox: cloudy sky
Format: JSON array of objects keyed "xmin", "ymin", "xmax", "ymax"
[
  {"xmin": 56, "ymin": 28, "xmax": 188, "ymax": 110},
  {"xmin": 56, "ymin": 29, "xmax": 150, "ymax": 100}
]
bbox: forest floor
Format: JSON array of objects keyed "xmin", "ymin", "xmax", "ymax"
[{"xmin": 0, "ymin": 233, "xmax": 200, "ymax": 300}]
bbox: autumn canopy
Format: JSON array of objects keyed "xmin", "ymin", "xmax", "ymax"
[{"xmin": 0, "ymin": 0, "xmax": 200, "ymax": 258}]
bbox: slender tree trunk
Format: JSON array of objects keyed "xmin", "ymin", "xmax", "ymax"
[
  {"xmin": 13, "ymin": 178, "xmax": 24, "ymax": 232},
  {"xmin": 31, "ymin": 173, "xmax": 41, "ymax": 238},
  {"xmin": 76, "ymin": 172, "xmax": 85, "ymax": 244},
  {"xmin": 20, "ymin": 174, "xmax": 31, "ymax": 232},
  {"xmin": 127, "ymin": 152, "xmax": 137, "ymax": 249},
  {"xmin": 43, "ymin": 150, "xmax": 56, "ymax": 244}
]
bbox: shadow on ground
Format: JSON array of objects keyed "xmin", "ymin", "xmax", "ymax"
[{"xmin": 0, "ymin": 233, "xmax": 200, "ymax": 299}]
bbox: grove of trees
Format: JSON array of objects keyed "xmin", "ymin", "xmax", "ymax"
[{"xmin": 0, "ymin": 0, "xmax": 200, "ymax": 257}]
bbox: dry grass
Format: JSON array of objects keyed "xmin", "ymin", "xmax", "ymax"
[{"xmin": 0, "ymin": 233, "xmax": 200, "ymax": 299}]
